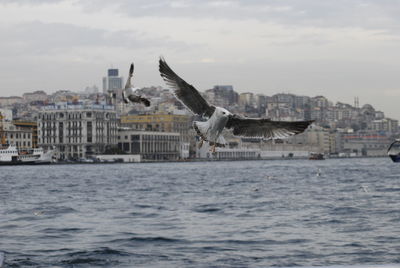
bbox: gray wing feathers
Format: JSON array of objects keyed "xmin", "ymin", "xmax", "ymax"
[
  {"xmin": 159, "ymin": 57, "xmax": 215, "ymax": 117},
  {"xmin": 226, "ymin": 116, "xmax": 313, "ymax": 139},
  {"xmin": 127, "ymin": 95, "xmax": 150, "ymax": 107},
  {"xmin": 125, "ymin": 63, "xmax": 134, "ymax": 89}
]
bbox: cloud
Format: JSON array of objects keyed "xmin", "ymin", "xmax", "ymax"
[
  {"xmin": 5, "ymin": 0, "xmax": 400, "ymax": 30},
  {"xmin": 63, "ymin": 0, "xmax": 400, "ymax": 32},
  {"xmin": 0, "ymin": 21, "xmax": 188, "ymax": 59}
]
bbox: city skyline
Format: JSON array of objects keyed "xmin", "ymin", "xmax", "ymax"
[
  {"xmin": 0, "ymin": 0, "xmax": 399, "ymax": 120},
  {"xmin": 0, "ymin": 81, "xmax": 399, "ymax": 123}
]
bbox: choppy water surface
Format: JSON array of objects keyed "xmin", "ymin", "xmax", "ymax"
[{"xmin": 1, "ymin": 158, "xmax": 400, "ymax": 267}]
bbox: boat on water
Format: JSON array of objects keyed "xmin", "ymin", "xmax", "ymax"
[
  {"xmin": 309, "ymin": 152, "xmax": 325, "ymax": 160},
  {"xmin": 387, "ymin": 139, "xmax": 400, "ymax": 162},
  {"xmin": 0, "ymin": 144, "xmax": 55, "ymax": 165}
]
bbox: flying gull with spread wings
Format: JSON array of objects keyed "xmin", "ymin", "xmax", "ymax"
[
  {"xmin": 159, "ymin": 57, "xmax": 313, "ymax": 153},
  {"xmin": 111, "ymin": 63, "xmax": 150, "ymax": 106}
]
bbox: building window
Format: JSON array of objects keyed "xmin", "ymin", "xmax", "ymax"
[
  {"xmin": 87, "ymin": 121, "xmax": 92, "ymax": 143},
  {"xmin": 132, "ymin": 142, "xmax": 140, "ymax": 153},
  {"xmin": 123, "ymin": 142, "xmax": 129, "ymax": 152}
]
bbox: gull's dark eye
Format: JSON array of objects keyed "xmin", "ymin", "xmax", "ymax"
[{"xmin": 222, "ymin": 112, "xmax": 226, "ymax": 115}]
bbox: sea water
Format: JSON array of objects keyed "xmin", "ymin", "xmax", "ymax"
[{"xmin": 0, "ymin": 158, "xmax": 399, "ymax": 267}]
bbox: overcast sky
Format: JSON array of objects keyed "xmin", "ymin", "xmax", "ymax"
[{"xmin": 0, "ymin": 0, "xmax": 399, "ymax": 119}]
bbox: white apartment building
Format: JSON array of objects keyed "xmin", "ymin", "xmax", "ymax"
[{"xmin": 38, "ymin": 102, "xmax": 118, "ymax": 160}]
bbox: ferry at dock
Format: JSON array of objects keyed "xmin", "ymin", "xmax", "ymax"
[{"xmin": 0, "ymin": 144, "xmax": 55, "ymax": 165}]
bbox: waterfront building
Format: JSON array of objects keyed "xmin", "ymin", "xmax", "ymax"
[
  {"xmin": 120, "ymin": 113, "xmax": 192, "ymax": 142},
  {"xmin": 117, "ymin": 129, "xmax": 181, "ymax": 161},
  {"xmin": 340, "ymin": 132, "xmax": 391, "ymax": 156},
  {"xmin": 196, "ymin": 143, "xmax": 309, "ymax": 160},
  {"xmin": 38, "ymin": 102, "xmax": 118, "ymax": 160},
  {"xmin": 0, "ymin": 119, "xmax": 33, "ymax": 148},
  {"xmin": 12, "ymin": 120, "xmax": 38, "ymax": 148}
]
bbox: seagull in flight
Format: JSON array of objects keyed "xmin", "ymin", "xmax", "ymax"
[
  {"xmin": 159, "ymin": 57, "xmax": 314, "ymax": 153},
  {"xmin": 115, "ymin": 63, "xmax": 150, "ymax": 106}
]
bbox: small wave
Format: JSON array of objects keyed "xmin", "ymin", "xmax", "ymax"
[
  {"xmin": 194, "ymin": 207, "xmax": 222, "ymax": 213},
  {"xmin": 134, "ymin": 204, "xmax": 153, "ymax": 209},
  {"xmin": 0, "ymin": 224, "xmax": 18, "ymax": 229},
  {"xmin": 6, "ymin": 257, "xmax": 40, "ymax": 267},
  {"xmin": 128, "ymin": 236, "xmax": 182, "ymax": 243},
  {"xmin": 59, "ymin": 247, "xmax": 129, "ymax": 266},
  {"xmin": 376, "ymin": 187, "xmax": 400, "ymax": 192},
  {"xmin": 67, "ymin": 247, "xmax": 129, "ymax": 257},
  {"xmin": 339, "ymin": 226, "xmax": 375, "ymax": 233},
  {"xmin": 321, "ymin": 219, "xmax": 345, "ymax": 225},
  {"xmin": 206, "ymin": 238, "xmax": 310, "ymax": 246},
  {"xmin": 39, "ymin": 227, "xmax": 86, "ymax": 234},
  {"xmin": 192, "ymin": 204, "xmax": 223, "ymax": 213},
  {"xmin": 130, "ymin": 212, "xmax": 160, "ymax": 218},
  {"xmin": 331, "ymin": 206, "xmax": 361, "ymax": 215},
  {"xmin": 375, "ymin": 209, "xmax": 400, "ymax": 215},
  {"xmin": 108, "ymin": 236, "xmax": 183, "ymax": 245},
  {"xmin": 62, "ymin": 257, "xmax": 104, "ymax": 265},
  {"xmin": 344, "ymin": 242, "xmax": 364, "ymax": 247},
  {"xmin": 46, "ymin": 206, "xmax": 77, "ymax": 215},
  {"xmin": 10, "ymin": 216, "xmax": 38, "ymax": 222}
]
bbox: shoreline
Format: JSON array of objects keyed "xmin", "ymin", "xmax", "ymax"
[{"xmin": 0, "ymin": 155, "xmax": 389, "ymax": 166}]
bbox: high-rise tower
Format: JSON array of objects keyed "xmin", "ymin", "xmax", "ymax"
[{"xmin": 102, "ymin": 68, "xmax": 123, "ymax": 94}]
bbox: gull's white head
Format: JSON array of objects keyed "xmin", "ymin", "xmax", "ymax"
[{"xmin": 215, "ymin": 107, "xmax": 232, "ymax": 118}]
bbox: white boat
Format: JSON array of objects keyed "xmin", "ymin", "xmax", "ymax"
[{"xmin": 0, "ymin": 144, "xmax": 55, "ymax": 165}]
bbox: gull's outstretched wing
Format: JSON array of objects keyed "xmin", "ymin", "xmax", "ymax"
[
  {"xmin": 159, "ymin": 57, "xmax": 215, "ymax": 117},
  {"xmin": 124, "ymin": 63, "xmax": 134, "ymax": 89},
  {"xmin": 226, "ymin": 115, "xmax": 313, "ymax": 139},
  {"xmin": 127, "ymin": 95, "xmax": 151, "ymax": 107}
]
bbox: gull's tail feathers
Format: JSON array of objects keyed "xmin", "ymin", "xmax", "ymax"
[{"xmin": 209, "ymin": 135, "xmax": 227, "ymax": 148}]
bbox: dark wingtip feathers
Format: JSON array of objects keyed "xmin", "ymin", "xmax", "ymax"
[
  {"xmin": 158, "ymin": 56, "xmax": 178, "ymax": 87},
  {"xmin": 129, "ymin": 63, "xmax": 134, "ymax": 75},
  {"xmin": 141, "ymin": 98, "xmax": 151, "ymax": 107}
]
